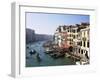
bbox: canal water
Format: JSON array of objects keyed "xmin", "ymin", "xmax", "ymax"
[{"xmin": 26, "ymin": 41, "xmax": 76, "ymax": 67}]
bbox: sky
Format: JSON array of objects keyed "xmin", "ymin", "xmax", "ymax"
[{"xmin": 26, "ymin": 12, "xmax": 89, "ymax": 35}]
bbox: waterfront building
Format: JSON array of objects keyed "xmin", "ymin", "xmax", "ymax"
[
  {"xmin": 72, "ymin": 26, "xmax": 79, "ymax": 54},
  {"xmin": 79, "ymin": 23, "xmax": 90, "ymax": 64},
  {"xmin": 67, "ymin": 25, "xmax": 73, "ymax": 46},
  {"xmin": 54, "ymin": 23, "xmax": 90, "ymax": 65},
  {"xmin": 54, "ymin": 25, "xmax": 69, "ymax": 48}
]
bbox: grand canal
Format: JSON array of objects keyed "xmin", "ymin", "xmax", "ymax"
[{"xmin": 26, "ymin": 41, "xmax": 76, "ymax": 67}]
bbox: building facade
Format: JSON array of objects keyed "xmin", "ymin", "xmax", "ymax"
[
  {"xmin": 78, "ymin": 24, "xmax": 90, "ymax": 64},
  {"xmin": 54, "ymin": 25, "xmax": 69, "ymax": 48},
  {"xmin": 54, "ymin": 23, "xmax": 90, "ymax": 65}
]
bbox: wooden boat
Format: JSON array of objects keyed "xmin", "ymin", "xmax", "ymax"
[{"xmin": 29, "ymin": 49, "xmax": 37, "ymax": 55}]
